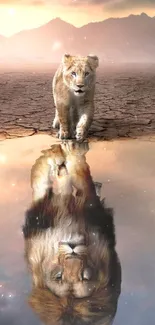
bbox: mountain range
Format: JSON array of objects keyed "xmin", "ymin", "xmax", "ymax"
[{"xmin": 0, "ymin": 13, "xmax": 155, "ymax": 64}]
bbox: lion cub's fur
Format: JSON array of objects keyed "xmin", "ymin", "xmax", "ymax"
[{"xmin": 52, "ymin": 54, "xmax": 99, "ymax": 141}]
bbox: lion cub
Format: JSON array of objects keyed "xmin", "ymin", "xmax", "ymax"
[{"xmin": 52, "ymin": 54, "xmax": 99, "ymax": 141}]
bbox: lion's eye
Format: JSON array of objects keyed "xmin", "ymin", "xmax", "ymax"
[
  {"xmin": 55, "ymin": 272, "xmax": 62, "ymax": 280},
  {"xmin": 82, "ymin": 269, "xmax": 92, "ymax": 281},
  {"xmin": 85, "ymin": 72, "xmax": 89, "ymax": 77},
  {"xmin": 71, "ymin": 71, "xmax": 76, "ymax": 77}
]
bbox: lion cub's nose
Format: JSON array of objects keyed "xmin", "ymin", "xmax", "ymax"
[{"xmin": 77, "ymin": 84, "xmax": 84, "ymax": 88}]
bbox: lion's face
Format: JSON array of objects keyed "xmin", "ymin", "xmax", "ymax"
[
  {"xmin": 27, "ymin": 225, "xmax": 110, "ymax": 299},
  {"xmin": 62, "ymin": 54, "xmax": 99, "ymax": 97}
]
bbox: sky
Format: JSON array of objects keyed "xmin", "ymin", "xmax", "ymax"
[{"xmin": 0, "ymin": 0, "xmax": 155, "ymax": 36}]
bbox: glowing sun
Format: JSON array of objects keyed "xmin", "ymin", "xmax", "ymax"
[
  {"xmin": 52, "ymin": 41, "xmax": 62, "ymax": 51},
  {"xmin": 8, "ymin": 8, "xmax": 16, "ymax": 16}
]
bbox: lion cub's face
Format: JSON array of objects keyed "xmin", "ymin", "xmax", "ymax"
[
  {"xmin": 62, "ymin": 54, "xmax": 99, "ymax": 97},
  {"xmin": 28, "ymin": 227, "xmax": 109, "ymax": 299}
]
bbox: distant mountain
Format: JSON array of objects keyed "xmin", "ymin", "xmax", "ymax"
[
  {"xmin": 79, "ymin": 13, "xmax": 155, "ymax": 62},
  {"xmin": 0, "ymin": 13, "xmax": 155, "ymax": 63}
]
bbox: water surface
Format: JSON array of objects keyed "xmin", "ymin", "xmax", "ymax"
[{"xmin": 0, "ymin": 135, "xmax": 155, "ymax": 325}]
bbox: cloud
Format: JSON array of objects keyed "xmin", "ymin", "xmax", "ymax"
[
  {"xmin": 62, "ymin": 0, "xmax": 155, "ymax": 8},
  {"xmin": 0, "ymin": 0, "xmax": 113, "ymax": 6},
  {"xmin": 0, "ymin": 0, "xmax": 24, "ymax": 4},
  {"xmin": 1, "ymin": 0, "xmax": 155, "ymax": 9},
  {"xmin": 30, "ymin": 0, "xmax": 45, "ymax": 5},
  {"xmin": 104, "ymin": 0, "xmax": 155, "ymax": 12},
  {"xmin": 66, "ymin": 0, "xmax": 112, "ymax": 6},
  {"xmin": 0, "ymin": 0, "xmax": 44, "ymax": 4}
]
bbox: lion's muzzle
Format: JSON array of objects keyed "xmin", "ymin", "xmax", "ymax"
[{"xmin": 74, "ymin": 84, "xmax": 85, "ymax": 96}]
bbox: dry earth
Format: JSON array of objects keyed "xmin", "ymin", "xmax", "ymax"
[{"xmin": 0, "ymin": 64, "xmax": 155, "ymax": 141}]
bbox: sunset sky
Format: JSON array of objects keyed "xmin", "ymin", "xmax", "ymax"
[{"xmin": 0, "ymin": 0, "xmax": 155, "ymax": 36}]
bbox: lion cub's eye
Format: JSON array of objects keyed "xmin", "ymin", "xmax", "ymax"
[
  {"xmin": 55, "ymin": 271, "xmax": 62, "ymax": 281},
  {"xmin": 71, "ymin": 71, "xmax": 76, "ymax": 77},
  {"xmin": 85, "ymin": 72, "xmax": 89, "ymax": 77}
]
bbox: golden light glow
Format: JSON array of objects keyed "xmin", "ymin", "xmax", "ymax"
[
  {"xmin": 0, "ymin": 4, "xmax": 155, "ymax": 36},
  {"xmin": 0, "ymin": 154, "xmax": 7, "ymax": 164},
  {"xmin": 52, "ymin": 41, "xmax": 62, "ymax": 51},
  {"xmin": 8, "ymin": 8, "xmax": 16, "ymax": 16}
]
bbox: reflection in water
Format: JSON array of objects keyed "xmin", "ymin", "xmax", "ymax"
[{"xmin": 23, "ymin": 141, "xmax": 121, "ymax": 325}]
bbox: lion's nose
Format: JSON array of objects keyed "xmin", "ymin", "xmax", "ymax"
[
  {"xmin": 68, "ymin": 243, "xmax": 76, "ymax": 250},
  {"xmin": 77, "ymin": 84, "xmax": 84, "ymax": 88}
]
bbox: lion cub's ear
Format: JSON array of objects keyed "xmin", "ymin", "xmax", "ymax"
[
  {"xmin": 62, "ymin": 53, "xmax": 73, "ymax": 66},
  {"xmin": 87, "ymin": 54, "xmax": 99, "ymax": 69}
]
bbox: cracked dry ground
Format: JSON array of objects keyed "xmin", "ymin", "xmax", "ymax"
[{"xmin": 0, "ymin": 66, "xmax": 155, "ymax": 141}]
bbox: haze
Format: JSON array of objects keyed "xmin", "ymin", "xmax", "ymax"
[{"xmin": 1, "ymin": 1, "xmax": 155, "ymax": 67}]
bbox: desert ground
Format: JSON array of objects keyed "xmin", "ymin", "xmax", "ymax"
[{"xmin": 0, "ymin": 63, "xmax": 155, "ymax": 141}]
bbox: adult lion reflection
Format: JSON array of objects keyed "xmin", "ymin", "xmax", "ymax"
[{"xmin": 23, "ymin": 141, "xmax": 121, "ymax": 325}]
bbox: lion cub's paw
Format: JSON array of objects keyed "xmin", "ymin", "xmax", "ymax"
[
  {"xmin": 58, "ymin": 128, "xmax": 70, "ymax": 140},
  {"xmin": 75, "ymin": 129, "xmax": 86, "ymax": 142},
  {"xmin": 52, "ymin": 118, "xmax": 60, "ymax": 129}
]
